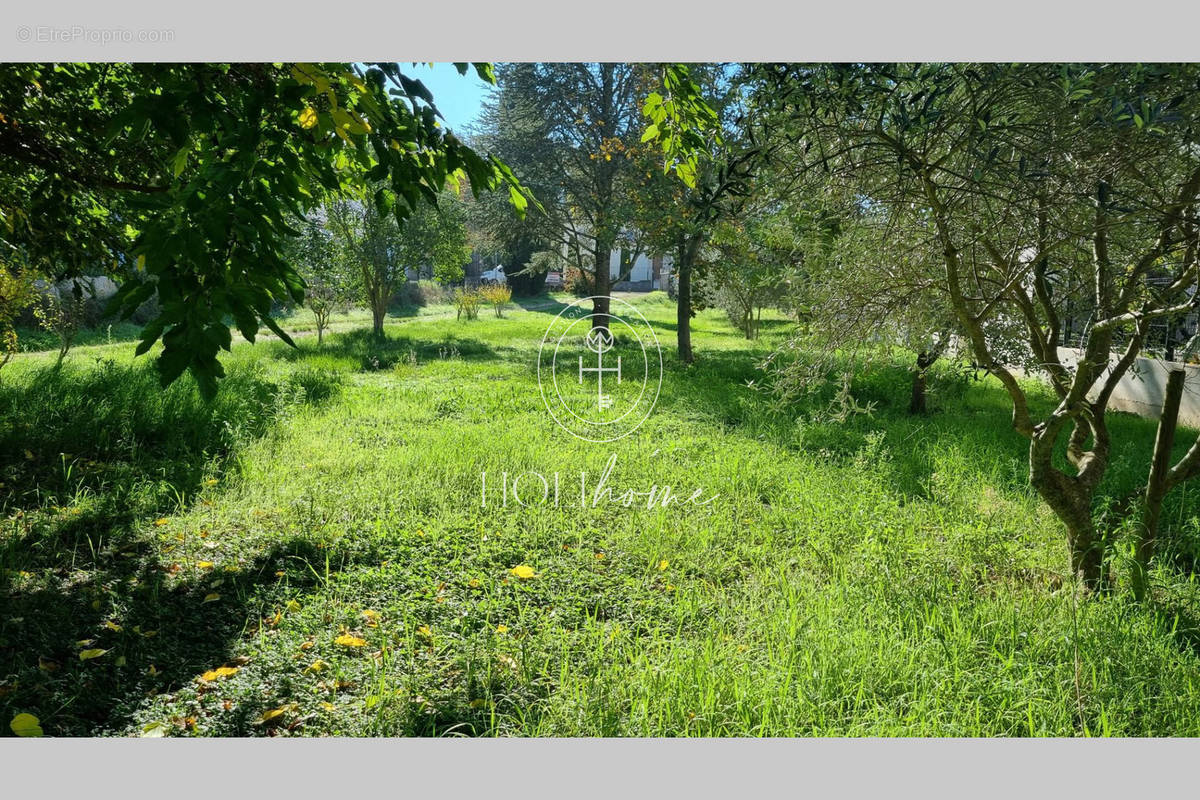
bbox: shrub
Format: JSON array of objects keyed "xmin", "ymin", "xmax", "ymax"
[
  {"xmin": 33, "ymin": 290, "xmax": 88, "ymax": 367},
  {"xmin": 398, "ymin": 279, "xmax": 454, "ymax": 308},
  {"xmin": 563, "ymin": 266, "xmax": 594, "ymax": 296},
  {"xmin": 454, "ymin": 288, "xmax": 482, "ymax": 321},
  {"xmin": 0, "ymin": 265, "xmax": 36, "ymax": 377},
  {"xmin": 478, "ymin": 283, "xmax": 512, "ymax": 317}
]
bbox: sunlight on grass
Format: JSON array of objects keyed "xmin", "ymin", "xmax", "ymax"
[{"xmin": 4, "ymin": 294, "xmax": 1200, "ymax": 736}]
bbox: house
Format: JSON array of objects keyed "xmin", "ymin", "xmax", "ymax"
[{"xmin": 561, "ymin": 225, "xmax": 673, "ymax": 292}]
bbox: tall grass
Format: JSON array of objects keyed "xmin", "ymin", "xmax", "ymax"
[{"xmin": 3, "ymin": 297, "xmax": 1200, "ymax": 736}]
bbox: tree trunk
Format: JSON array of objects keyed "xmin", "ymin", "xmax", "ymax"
[
  {"xmin": 1031, "ymin": 434, "xmax": 1105, "ymax": 590},
  {"xmin": 371, "ymin": 291, "xmax": 387, "ymax": 339},
  {"xmin": 593, "ymin": 240, "xmax": 612, "ymax": 331},
  {"xmin": 908, "ymin": 350, "xmax": 939, "ymax": 415},
  {"xmin": 676, "ymin": 235, "xmax": 702, "ymax": 364},
  {"xmin": 1133, "ymin": 368, "xmax": 1186, "ymax": 600}
]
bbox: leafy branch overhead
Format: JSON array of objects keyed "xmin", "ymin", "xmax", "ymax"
[{"xmin": 0, "ymin": 62, "xmax": 532, "ymax": 396}]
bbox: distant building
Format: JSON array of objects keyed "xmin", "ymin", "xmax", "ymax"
[{"xmin": 562, "ymin": 225, "xmax": 673, "ymax": 292}]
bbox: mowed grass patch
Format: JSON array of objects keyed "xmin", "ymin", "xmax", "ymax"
[{"xmin": 4, "ymin": 293, "xmax": 1200, "ymax": 736}]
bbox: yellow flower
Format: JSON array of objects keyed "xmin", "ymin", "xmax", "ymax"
[
  {"xmin": 305, "ymin": 660, "xmax": 327, "ymax": 673},
  {"xmin": 335, "ymin": 634, "xmax": 367, "ymax": 647},
  {"xmin": 495, "ymin": 624, "xmax": 508, "ymax": 634},
  {"xmin": 509, "ymin": 565, "xmax": 538, "ymax": 580},
  {"xmin": 658, "ymin": 560, "xmax": 669, "ymax": 571},
  {"xmin": 153, "ymin": 518, "xmax": 169, "ymax": 526},
  {"xmin": 594, "ymin": 552, "xmax": 605, "ymax": 560},
  {"xmin": 205, "ymin": 478, "xmax": 219, "ymax": 486},
  {"xmin": 416, "ymin": 625, "xmax": 432, "ymax": 638},
  {"xmin": 197, "ymin": 561, "xmax": 214, "ymax": 570},
  {"xmin": 468, "ymin": 578, "xmax": 481, "ymax": 588}
]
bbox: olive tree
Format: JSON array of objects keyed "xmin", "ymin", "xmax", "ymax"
[{"xmin": 750, "ymin": 63, "xmax": 1200, "ymax": 591}]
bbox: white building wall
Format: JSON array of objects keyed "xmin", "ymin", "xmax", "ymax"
[{"xmin": 608, "ymin": 250, "xmax": 654, "ymax": 282}]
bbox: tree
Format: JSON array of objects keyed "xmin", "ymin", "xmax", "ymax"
[
  {"xmin": 639, "ymin": 64, "xmax": 766, "ymax": 362},
  {"xmin": 33, "ymin": 286, "xmax": 88, "ymax": 368},
  {"xmin": 287, "ymin": 215, "xmax": 348, "ymax": 345},
  {"xmin": 0, "ymin": 255, "xmax": 36, "ymax": 377},
  {"xmin": 401, "ymin": 190, "xmax": 473, "ymax": 286},
  {"xmin": 0, "ymin": 63, "xmax": 526, "ymax": 395},
  {"xmin": 699, "ymin": 211, "xmax": 796, "ymax": 339},
  {"xmin": 328, "ymin": 187, "xmax": 471, "ymax": 337},
  {"xmin": 745, "ymin": 62, "xmax": 1200, "ymax": 591},
  {"xmin": 481, "ymin": 63, "xmax": 648, "ymax": 329},
  {"xmin": 326, "ymin": 192, "xmax": 401, "ymax": 339}
]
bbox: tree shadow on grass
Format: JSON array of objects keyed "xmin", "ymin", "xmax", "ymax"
[
  {"xmin": 513, "ymin": 294, "xmax": 573, "ymax": 317},
  {"xmin": 0, "ymin": 533, "xmax": 356, "ymax": 735},
  {"xmin": 0, "ymin": 357, "xmax": 344, "ymax": 735},
  {"xmin": 276, "ymin": 328, "xmax": 505, "ymax": 373}
]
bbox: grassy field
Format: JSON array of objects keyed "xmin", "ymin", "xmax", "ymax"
[{"xmin": 4, "ymin": 292, "xmax": 1200, "ymax": 736}]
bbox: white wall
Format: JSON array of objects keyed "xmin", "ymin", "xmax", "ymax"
[{"xmin": 1056, "ymin": 347, "xmax": 1200, "ymax": 429}]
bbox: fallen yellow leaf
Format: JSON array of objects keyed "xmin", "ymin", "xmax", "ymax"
[
  {"xmin": 79, "ymin": 648, "xmax": 107, "ymax": 661},
  {"xmin": 200, "ymin": 665, "xmax": 240, "ymax": 682},
  {"xmin": 10, "ymin": 713, "xmax": 42, "ymax": 737},
  {"xmin": 202, "ymin": 593, "xmax": 221, "ymax": 603},
  {"xmin": 335, "ymin": 634, "xmax": 366, "ymax": 647},
  {"xmin": 197, "ymin": 561, "xmax": 214, "ymax": 570},
  {"xmin": 305, "ymin": 659, "xmax": 327, "ymax": 673},
  {"xmin": 260, "ymin": 707, "xmax": 286, "ymax": 723},
  {"xmin": 153, "ymin": 518, "xmax": 169, "ymax": 526}
]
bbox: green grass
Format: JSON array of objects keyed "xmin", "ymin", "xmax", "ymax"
[{"xmin": 4, "ymin": 291, "xmax": 1200, "ymax": 736}]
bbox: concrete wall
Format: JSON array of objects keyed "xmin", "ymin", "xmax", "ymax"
[{"xmin": 1055, "ymin": 347, "xmax": 1200, "ymax": 428}]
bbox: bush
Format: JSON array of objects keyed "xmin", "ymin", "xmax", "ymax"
[
  {"xmin": 454, "ymin": 288, "xmax": 482, "ymax": 321},
  {"xmin": 398, "ymin": 280, "xmax": 454, "ymax": 308},
  {"xmin": 563, "ymin": 266, "xmax": 594, "ymax": 296},
  {"xmin": 33, "ymin": 291, "xmax": 88, "ymax": 367},
  {"xmin": 478, "ymin": 283, "xmax": 512, "ymax": 317}
]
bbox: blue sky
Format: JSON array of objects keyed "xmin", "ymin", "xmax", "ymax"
[{"xmin": 407, "ymin": 63, "xmax": 495, "ymax": 134}]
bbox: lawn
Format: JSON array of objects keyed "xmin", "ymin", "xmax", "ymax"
[{"xmin": 4, "ymin": 292, "xmax": 1200, "ymax": 736}]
